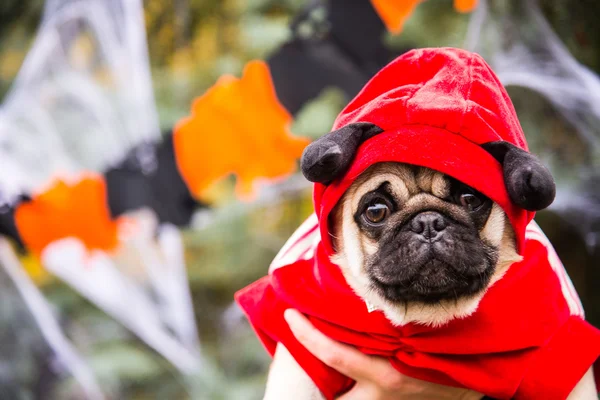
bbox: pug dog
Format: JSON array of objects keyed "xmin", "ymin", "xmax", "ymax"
[
  {"xmin": 328, "ymin": 162, "xmax": 521, "ymax": 329},
  {"xmin": 260, "ymin": 123, "xmax": 597, "ymax": 400}
]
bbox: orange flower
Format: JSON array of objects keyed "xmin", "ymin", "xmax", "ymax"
[
  {"xmin": 370, "ymin": 0, "xmax": 478, "ymax": 34},
  {"xmin": 173, "ymin": 60, "xmax": 310, "ymax": 200},
  {"xmin": 15, "ymin": 175, "xmax": 119, "ymax": 256}
]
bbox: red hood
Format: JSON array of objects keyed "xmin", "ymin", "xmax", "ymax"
[{"xmin": 313, "ymin": 47, "xmax": 533, "ymax": 254}]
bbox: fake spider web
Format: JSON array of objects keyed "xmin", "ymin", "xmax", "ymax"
[
  {"xmin": 0, "ymin": 1, "xmax": 202, "ymax": 398},
  {"xmin": 0, "ymin": 0, "xmax": 160, "ymax": 200}
]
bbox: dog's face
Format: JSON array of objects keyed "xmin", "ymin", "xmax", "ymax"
[{"xmin": 331, "ymin": 163, "xmax": 522, "ymax": 326}]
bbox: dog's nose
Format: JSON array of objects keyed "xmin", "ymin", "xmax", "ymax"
[{"xmin": 409, "ymin": 212, "xmax": 447, "ymax": 241}]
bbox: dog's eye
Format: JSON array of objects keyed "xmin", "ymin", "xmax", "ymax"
[
  {"xmin": 364, "ymin": 203, "xmax": 390, "ymax": 225},
  {"xmin": 460, "ymin": 193, "xmax": 483, "ymax": 211}
]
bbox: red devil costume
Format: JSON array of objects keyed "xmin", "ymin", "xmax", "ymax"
[{"xmin": 235, "ymin": 48, "xmax": 600, "ymax": 399}]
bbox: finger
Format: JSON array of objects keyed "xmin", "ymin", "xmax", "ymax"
[
  {"xmin": 336, "ymin": 383, "xmax": 380, "ymax": 400},
  {"xmin": 284, "ymin": 308, "xmax": 399, "ymax": 383}
]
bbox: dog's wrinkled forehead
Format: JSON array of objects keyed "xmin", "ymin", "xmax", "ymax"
[
  {"xmin": 339, "ymin": 162, "xmax": 495, "ymax": 234},
  {"xmin": 346, "ymin": 163, "xmax": 451, "ymax": 207}
]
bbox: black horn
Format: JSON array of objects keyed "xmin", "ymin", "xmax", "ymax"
[
  {"xmin": 482, "ymin": 141, "xmax": 556, "ymax": 211},
  {"xmin": 301, "ymin": 122, "xmax": 383, "ymax": 184}
]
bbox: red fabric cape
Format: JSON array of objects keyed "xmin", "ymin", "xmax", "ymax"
[
  {"xmin": 236, "ymin": 223, "xmax": 600, "ymax": 399},
  {"xmin": 235, "ymin": 48, "xmax": 600, "ymax": 399}
]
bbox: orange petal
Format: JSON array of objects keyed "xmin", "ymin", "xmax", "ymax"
[
  {"xmin": 15, "ymin": 175, "xmax": 119, "ymax": 256},
  {"xmin": 173, "ymin": 60, "xmax": 310, "ymax": 201},
  {"xmin": 370, "ymin": 0, "xmax": 423, "ymax": 34},
  {"xmin": 454, "ymin": 0, "xmax": 478, "ymax": 13}
]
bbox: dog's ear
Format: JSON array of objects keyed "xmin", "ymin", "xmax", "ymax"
[
  {"xmin": 301, "ymin": 122, "xmax": 383, "ymax": 184},
  {"xmin": 482, "ymin": 141, "xmax": 556, "ymax": 211}
]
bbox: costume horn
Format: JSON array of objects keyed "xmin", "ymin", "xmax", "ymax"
[
  {"xmin": 301, "ymin": 122, "xmax": 383, "ymax": 184},
  {"xmin": 482, "ymin": 141, "xmax": 556, "ymax": 211}
]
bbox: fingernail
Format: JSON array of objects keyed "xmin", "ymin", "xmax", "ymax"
[{"xmin": 284, "ymin": 309, "xmax": 301, "ymax": 331}]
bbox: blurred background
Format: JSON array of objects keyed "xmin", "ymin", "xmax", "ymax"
[{"xmin": 0, "ymin": 0, "xmax": 599, "ymax": 399}]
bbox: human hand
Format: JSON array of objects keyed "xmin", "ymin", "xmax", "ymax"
[{"xmin": 284, "ymin": 309, "xmax": 483, "ymax": 400}]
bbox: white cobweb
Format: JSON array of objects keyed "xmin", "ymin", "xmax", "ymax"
[
  {"xmin": 0, "ymin": 0, "xmax": 160, "ymax": 200},
  {"xmin": 465, "ymin": 0, "xmax": 600, "ymax": 160},
  {"xmin": 0, "ymin": 1, "xmax": 202, "ymax": 398},
  {"xmin": 0, "ymin": 238, "xmax": 104, "ymax": 400}
]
